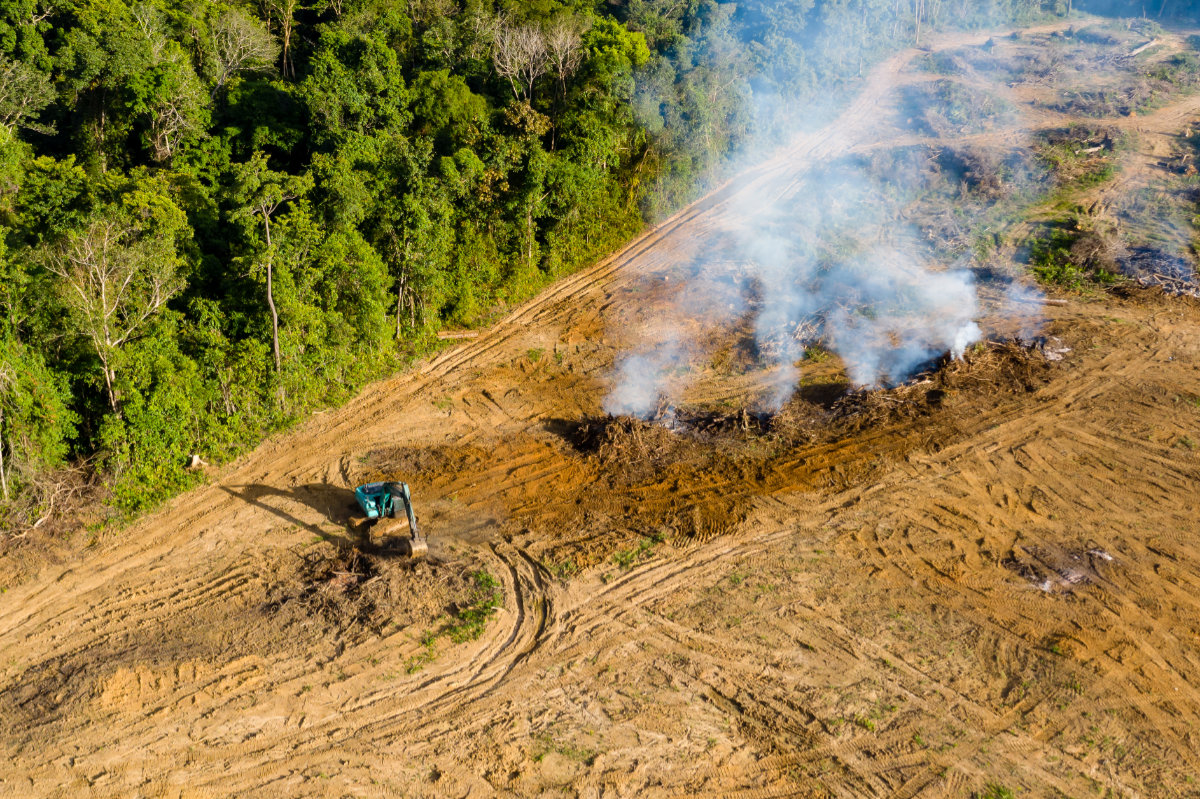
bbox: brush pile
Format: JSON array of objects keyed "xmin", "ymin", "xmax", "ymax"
[
  {"xmin": 672, "ymin": 407, "xmax": 772, "ymax": 436},
  {"xmin": 571, "ymin": 415, "xmax": 683, "ymax": 464},
  {"xmin": 1119, "ymin": 247, "xmax": 1200, "ymax": 298},
  {"xmin": 262, "ymin": 547, "xmax": 473, "ymax": 639},
  {"xmin": 939, "ymin": 338, "xmax": 1055, "ymax": 391},
  {"xmin": 1003, "ymin": 543, "xmax": 1115, "ymax": 594},
  {"xmin": 818, "ymin": 339, "xmax": 1050, "ymax": 429}
]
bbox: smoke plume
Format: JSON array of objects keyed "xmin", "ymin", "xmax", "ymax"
[{"xmin": 603, "ymin": 136, "xmax": 995, "ymax": 418}]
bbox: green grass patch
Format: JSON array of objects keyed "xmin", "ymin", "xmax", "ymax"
[
  {"xmin": 403, "ymin": 629, "xmax": 440, "ymax": 674},
  {"xmin": 400, "ymin": 570, "xmax": 504, "ymax": 673},
  {"xmin": 531, "ymin": 732, "xmax": 600, "ymax": 765},
  {"xmin": 803, "ymin": 344, "xmax": 831, "ymax": 363},
  {"xmin": 1028, "ymin": 227, "xmax": 1119, "ymax": 289},
  {"xmin": 552, "ymin": 558, "xmax": 579, "ymax": 580},
  {"xmin": 612, "ymin": 532, "xmax": 667, "ymax": 570},
  {"xmin": 446, "ymin": 570, "xmax": 503, "ymax": 643}
]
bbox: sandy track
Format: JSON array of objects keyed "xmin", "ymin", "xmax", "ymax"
[{"xmin": 4, "ymin": 19, "xmax": 1200, "ymax": 799}]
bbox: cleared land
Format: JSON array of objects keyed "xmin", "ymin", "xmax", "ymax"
[{"xmin": 3, "ymin": 18, "xmax": 1200, "ymax": 799}]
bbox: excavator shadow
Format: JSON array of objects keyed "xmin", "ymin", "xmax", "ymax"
[{"xmin": 220, "ymin": 483, "xmax": 417, "ymax": 558}]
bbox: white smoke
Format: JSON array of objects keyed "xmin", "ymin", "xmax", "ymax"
[
  {"xmin": 603, "ymin": 267, "xmax": 749, "ymax": 417},
  {"xmin": 604, "ymin": 335, "xmax": 684, "ymax": 418},
  {"xmin": 602, "ymin": 37, "xmax": 1052, "ymax": 419},
  {"xmin": 1001, "ymin": 279, "xmax": 1049, "ymax": 343},
  {"xmin": 822, "ymin": 249, "xmax": 982, "ymax": 387},
  {"xmin": 604, "ymin": 159, "xmax": 987, "ymax": 417}
]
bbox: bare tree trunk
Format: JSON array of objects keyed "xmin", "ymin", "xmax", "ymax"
[
  {"xmin": 263, "ymin": 209, "xmax": 281, "ymax": 372},
  {"xmin": 102, "ymin": 364, "xmax": 119, "ymax": 415},
  {"xmin": 393, "ymin": 231, "xmax": 410, "ymax": 340},
  {"xmin": 219, "ymin": 370, "xmax": 236, "ymax": 415},
  {"xmin": 395, "ymin": 271, "xmax": 406, "ymax": 340},
  {"xmin": 526, "ymin": 205, "xmax": 534, "ymax": 264},
  {"xmin": 278, "ymin": 0, "xmax": 295, "ymax": 78},
  {"xmin": 266, "ymin": 260, "xmax": 280, "ymax": 372},
  {"xmin": 0, "ymin": 405, "xmax": 7, "ymax": 502},
  {"xmin": 95, "ymin": 337, "xmax": 120, "ymax": 415},
  {"xmin": 281, "ymin": 22, "xmax": 293, "ymax": 77}
]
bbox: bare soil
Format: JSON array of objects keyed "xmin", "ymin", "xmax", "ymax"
[{"xmin": 3, "ymin": 17, "xmax": 1200, "ymax": 799}]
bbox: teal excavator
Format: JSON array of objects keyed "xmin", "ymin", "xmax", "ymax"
[{"xmin": 351, "ymin": 481, "xmax": 428, "ymax": 556}]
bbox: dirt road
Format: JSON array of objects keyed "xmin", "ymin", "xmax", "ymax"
[{"xmin": 3, "ymin": 20, "xmax": 1200, "ymax": 799}]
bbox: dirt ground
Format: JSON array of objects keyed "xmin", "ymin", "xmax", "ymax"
[{"xmin": 3, "ymin": 18, "xmax": 1200, "ymax": 799}]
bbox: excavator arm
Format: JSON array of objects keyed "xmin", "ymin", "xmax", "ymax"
[{"xmin": 386, "ymin": 481, "xmax": 427, "ymax": 556}]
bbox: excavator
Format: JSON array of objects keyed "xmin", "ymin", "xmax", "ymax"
[{"xmin": 351, "ymin": 481, "xmax": 428, "ymax": 556}]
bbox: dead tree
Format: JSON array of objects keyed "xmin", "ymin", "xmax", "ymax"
[
  {"xmin": 493, "ymin": 20, "xmax": 549, "ymax": 102},
  {"xmin": 124, "ymin": 6, "xmax": 206, "ymax": 162},
  {"xmin": 211, "ymin": 8, "xmax": 279, "ymax": 97},
  {"xmin": 43, "ymin": 216, "xmax": 185, "ymax": 415},
  {"xmin": 545, "ymin": 18, "xmax": 584, "ymax": 100}
]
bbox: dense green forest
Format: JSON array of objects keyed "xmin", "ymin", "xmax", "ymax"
[{"xmin": 0, "ymin": 0, "xmax": 1184, "ymax": 526}]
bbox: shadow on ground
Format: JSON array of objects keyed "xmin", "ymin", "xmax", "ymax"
[{"xmin": 220, "ymin": 483, "xmax": 415, "ymax": 557}]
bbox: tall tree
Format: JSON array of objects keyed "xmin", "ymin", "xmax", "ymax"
[
  {"xmin": 263, "ymin": 0, "xmax": 298, "ymax": 78},
  {"xmin": 0, "ymin": 336, "xmax": 74, "ymax": 505},
  {"xmin": 229, "ymin": 152, "xmax": 311, "ymax": 373},
  {"xmin": 42, "ymin": 212, "xmax": 185, "ymax": 415},
  {"xmin": 0, "ymin": 53, "xmax": 54, "ymax": 134}
]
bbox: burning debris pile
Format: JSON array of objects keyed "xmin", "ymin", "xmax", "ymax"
[
  {"xmin": 572, "ymin": 406, "xmax": 775, "ymax": 459},
  {"xmin": 571, "ymin": 414, "xmax": 685, "ymax": 464},
  {"xmin": 549, "ymin": 336, "xmax": 1065, "ymax": 562},
  {"xmin": 936, "ymin": 337, "xmax": 1059, "ymax": 389},
  {"xmin": 807, "ymin": 338, "xmax": 1054, "ymax": 430},
  {"xmin": 673, "ymin": 406, "xmax": 773, "ymax": 436},
  {"xmin": 603, "ymin": 148, "xmax": 995, "ymax": 419},
  {"xmin": 580, "ymin": 337, "xmax": 1059, "ymax": 463}
]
